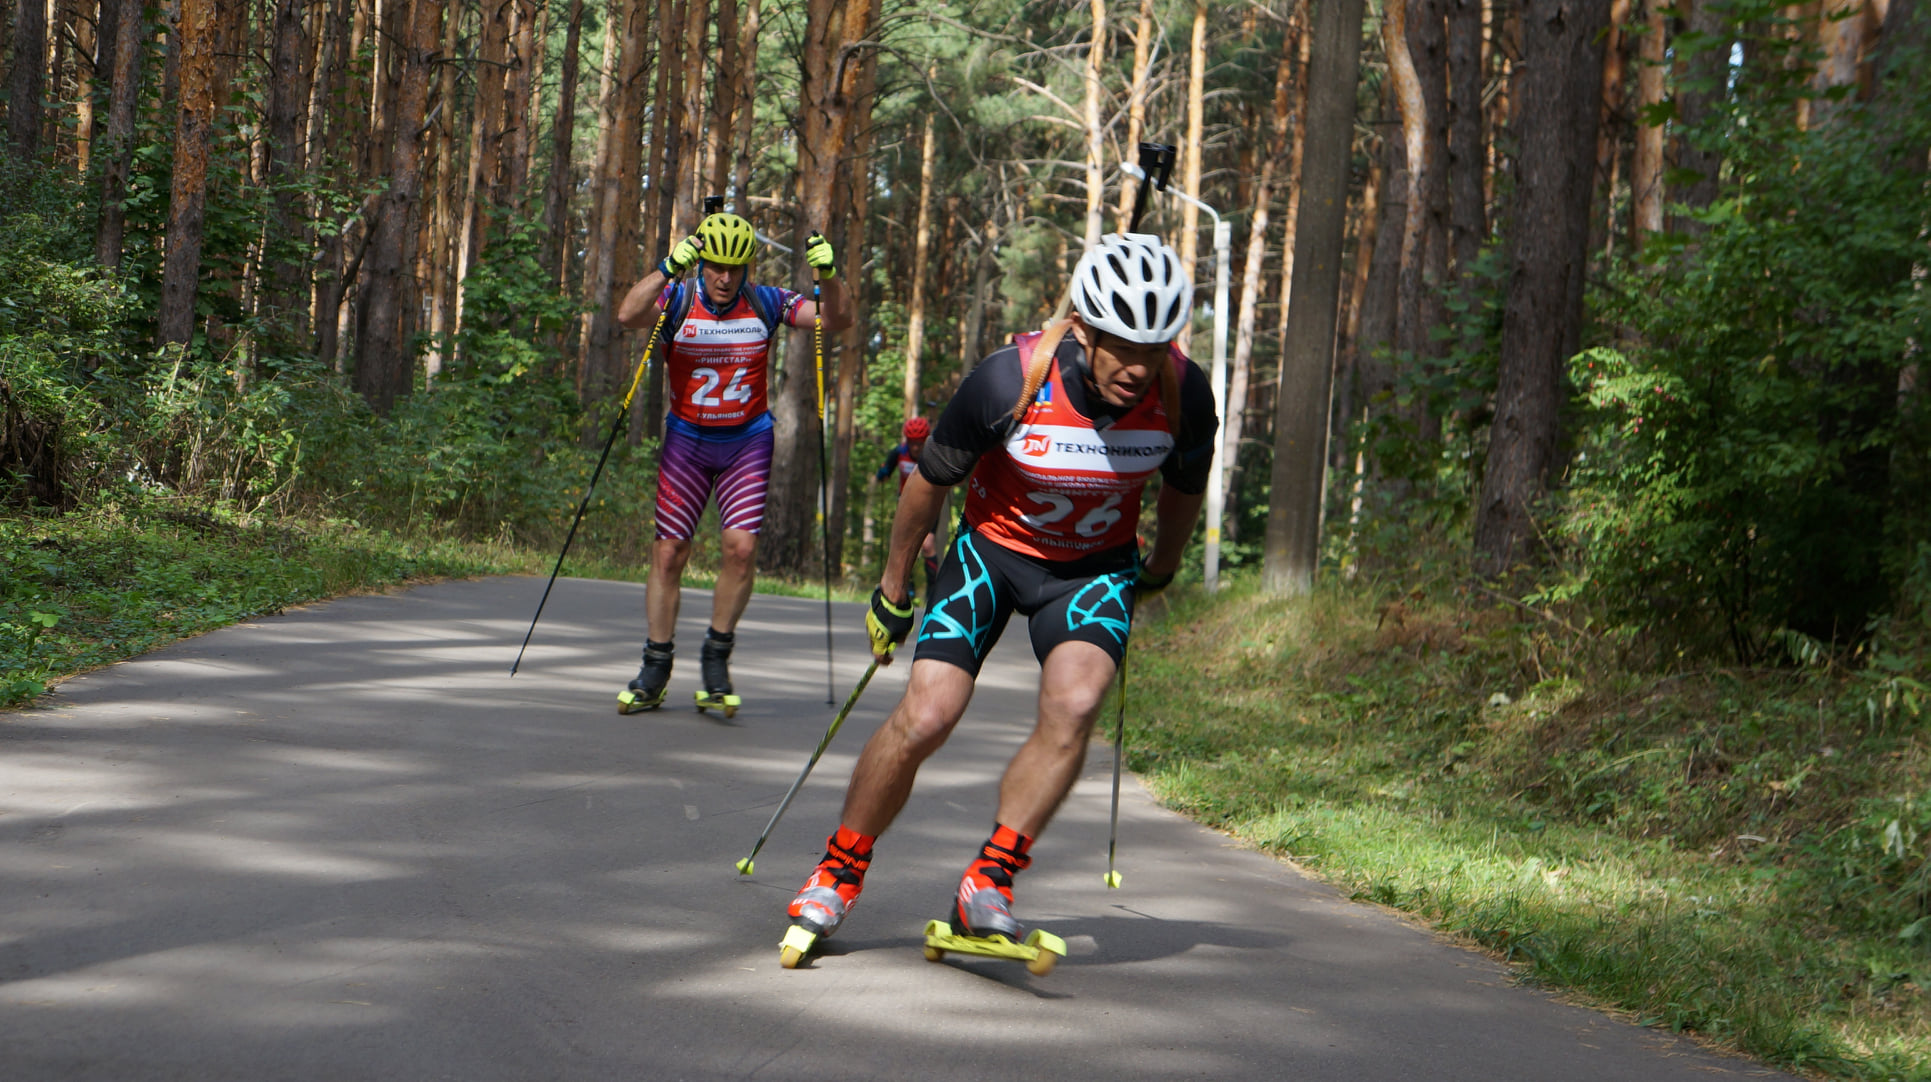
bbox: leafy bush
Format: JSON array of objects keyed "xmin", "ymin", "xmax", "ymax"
[{"xmin": 1566, "ymin": 74, "xmax": 1931, "ymax": 659}]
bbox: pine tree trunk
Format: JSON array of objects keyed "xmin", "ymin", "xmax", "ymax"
[
  {"xmin": 1082, "ymin": 0, "xmax": 1107, "ymax": 245},
  {"xmin": 1629, "ymin": 0, "xmax": 1666, "ymax": 244},
  {"xmin": 158, "ymin": 0, "xmax": 225, "ymax": 348},
  {"xmin": 707, "ymin": 0, "xmax": 737, "ymax": 195},
  {"xmin": 1391, "ymin": 0, "xmax": 1449, "ymax": 443},
  {"xmin": 901, "ymin": 109, "xmax": 936, "ymax": 420},
  {"xmin": 1176, "ymin": 0, "xmax": 1207, "ymax": 349},
  {"xmin": 262, "ymin": 0, "xmax": 312, "ymax": 340},
  {"xmin": 1113, "ymin": 0, "xmax": 1156, "ymax": 228},
  {"xmin": 764, "ymin": 0, "xmax": 876, "ymax": 576},
  {"xmin": 352, "ymin": 0, "xmax": 435, "ymax": 413},
  {"xmin": 1223, "ymin": 22, "xmax": 1298, "ymax": 539},
  {"xmin": 578, "ymin": 0, "xmax": 650, "ymax": 418},
  {"xmin": 426, "ymin": 0, "xmax": 461, "ymax": 382},
  {"xmin": 642, "ymin": 0, "xmax": 673, "ymax": 436},
  {"xmin": 505, "ymin": 0, "xmax": 538, "ymax": 203},
  {"xmin": 1262, "ymin": 0, "xmax": 1367, "ymax": 595},
  {"xmin": 730, "ymin": 0, "xmax": 762, "ymax": 203},
  {"xmin": 542, "ymin": 0, "xmax": 585, "ymax": 289},
  {"xmin": 677, "ymin": 0, "xmax": 708, "ymax": 230},
  {"xmin": 1472, "ymin": 0, "xmax": 1611, "ymax": 576},
  {"xmin": 9, "ymin": 0, "xmax": 47, "ymax": 159},
  {"xmin": 93, "ymin": 0, "xmax": 144, "ymax": 269},
  {"xmin": 1446, "ymin": 0, "xmax": 1485, "ymax": 270},
  {"xmin": 73, "ymin": 0, "xmax": 97, "ymax": 172}
]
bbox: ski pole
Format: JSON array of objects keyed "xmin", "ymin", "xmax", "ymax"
[
  {"xmin": 1104, "ymin": 647, "xmax": 1128, "ymax": 888},
  {"xmin": 735, "ymin": 657, "xmax": 880, "ymax": 875},
  {"xmin": 812, "ymin": 263, "xmax": 835, "ymax": 705},
  {"xmin": 510, "ymin": 309, "xmax": 668, "ymax": 675}
]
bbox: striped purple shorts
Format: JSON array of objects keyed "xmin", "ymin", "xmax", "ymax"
[{"xmin": 653, "ymin": 415, "xmax": 774, "ymax": 541}]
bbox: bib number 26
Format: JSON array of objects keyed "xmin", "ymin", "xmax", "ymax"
[{"xmin": 1018, "ymin": 491, "xmax": 1124, "ymax": 538}]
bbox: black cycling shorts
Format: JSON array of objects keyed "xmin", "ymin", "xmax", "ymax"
[{"xmin": 912, "ymin": 528, "xmax": 1138, "ymax": 677}]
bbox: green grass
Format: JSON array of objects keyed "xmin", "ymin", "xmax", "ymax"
[
  {"xmin": 1127, "ymin": 579, "xmax": 1931, "ymax": 1080},
  {"xmin": 0, "ymin": 498, "xmax": 521, "ymax": 705},
  {"xmin": 0, "ymin": 497, "xmax": 870, "ymax": 708}
]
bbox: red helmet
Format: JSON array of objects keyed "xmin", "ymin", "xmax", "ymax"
[{"xmin": 902, "ymin": 417, "xmax": 931, "ymax": 440}]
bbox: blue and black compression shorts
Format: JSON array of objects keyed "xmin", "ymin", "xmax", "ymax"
[{"xmin": 912, "ymin": 528, "xmax": 1139, "ymax": 677}]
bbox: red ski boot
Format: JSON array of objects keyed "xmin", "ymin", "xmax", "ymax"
[{"xmin": 952, "ymin": 825, "xmax": 1033, "ymax": 939}]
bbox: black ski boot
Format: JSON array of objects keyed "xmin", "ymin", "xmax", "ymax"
[
  {"xmin": 617, "ymin": 640, "xmax": 674, "ymax": 715},
  {"xmin": 694, "ymin": 628, "xmax": 741, "ymax": 717}
]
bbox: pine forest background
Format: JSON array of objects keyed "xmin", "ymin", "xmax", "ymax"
[{"xmin": 3, "ymin": 0, "xmax": 1928, "ymax": 667}]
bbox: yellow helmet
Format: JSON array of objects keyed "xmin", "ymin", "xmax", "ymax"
[{"xmin": 694, "ymin": 212, "xmax": 758, "ymax": 266}]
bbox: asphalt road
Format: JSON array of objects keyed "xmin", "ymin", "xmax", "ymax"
[{"xmin": 1, "ymin": 576, "xmax": 1793, "ymax": 1081}]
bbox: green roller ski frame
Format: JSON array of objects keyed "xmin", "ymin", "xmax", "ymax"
[
  {"xmin": 694, "ymin": 689, "xmax": 741, "ymax": 718},
  {"xmin": 920, "ymin": 919, "xmax": 1067, "ymax": 976},
  {"xmin": 615, "ymin": 686, "xmax": 667, "ymax": 714},
  {"xmin": 779, "ymin": 924, "xmax": 818, "ymax": 969}
]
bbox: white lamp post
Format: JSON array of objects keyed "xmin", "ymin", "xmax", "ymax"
[{"xmin": 1123, "ymin": 165, "xmax": 1230, "ymax": 592}]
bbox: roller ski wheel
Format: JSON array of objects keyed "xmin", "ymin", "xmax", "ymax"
[
  {"xmin": 693, "ymin": 689, "xmax": 741, "ymax": 718},
  {"xmin": 779, "ymin": 924, "xmax": 818, "ymax": 969},
  {"xmin": 696, "ymin": 633, "xmax": 738, "ymax": 717},
  {"xmin": 617, "ymin": 642, "xmax": 674, "ymax": 715},
  {"xmin": 920, "ymin": 919, "xmax": 1066, "ymax": 976}
]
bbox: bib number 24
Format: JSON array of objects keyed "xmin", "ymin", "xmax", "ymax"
[{"xmin": 691, "ymin": 366, "xmax": 753, "ymax": 407}]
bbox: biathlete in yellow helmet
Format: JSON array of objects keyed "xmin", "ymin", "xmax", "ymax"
[{"xmin": 612, "ymin": 212, "xmax": 851, "ymax": 716}]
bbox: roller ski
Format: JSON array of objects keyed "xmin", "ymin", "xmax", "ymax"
[
  {"xmin": 780, "ymin": 829, "xmax": 871, "ymax": 969},
  {"xmin": 920, "ymin": 920, "xmax": 1066, "ymax": 976},
  {"xmin": 693, "ymin": 630, "xmax": 742, "ymax": 718},
  {"xmin": 920, "ymin": 827, "xmax": 1065, "ymax": 976},
  {"xmin": 616, "ymin": 641, "xmax": 674, "ymax": 715}
]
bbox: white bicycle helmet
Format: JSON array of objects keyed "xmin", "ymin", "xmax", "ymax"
[{"xmin": 1069, "ymin": 232, "xmax": 1193, "ymax": 344}]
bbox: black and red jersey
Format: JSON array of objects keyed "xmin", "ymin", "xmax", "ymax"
[{"xmin": 925, "ymin": 331, "xmax": 1219, "ymax": 563}]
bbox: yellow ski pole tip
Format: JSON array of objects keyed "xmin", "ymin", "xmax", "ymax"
[
  {"xmin": 736, "ymin": 858, "xmax": 755, "ymax": 875},
  {"xmin": 1104, "ymin": 870, "xmax": 1123, "ymax": 888}
]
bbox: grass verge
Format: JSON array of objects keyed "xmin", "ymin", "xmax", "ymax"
[
  {"xmin": 1127, "ymin": 578, "xmax": 1930, "ymax": 1081},
  {"xmin": 0, "ymin": 498, "xmax": 523, "ymax": 705},
  {"xmin": 1, "ymin": 499, "xmax": 869, "ymax": 708}
]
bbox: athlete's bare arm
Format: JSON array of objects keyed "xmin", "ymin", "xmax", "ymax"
[
  {"xmin": 788, "ymin": 273, "xmax": 852, "ymax": 334},
  {"xmin": 879, "ymin": 472, "xmax": 949, "ymax": 602},
  {"xmin": 1144, "ymin": 484, "xmax": 1207, "ymax": 580},
  {"xmin": 616, "ymin": 266, "xmax": 674, "ymax": 328}
]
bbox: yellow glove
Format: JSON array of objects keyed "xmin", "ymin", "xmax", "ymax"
[
  {"xmin": 804, "ymin": 232, "xmax": 837, "ymax": 278},
  {"xmin": 866, "ymin": 587, "xmax": 916, "ymax": 659},
  {"xmin": 658, "ymin": 234, "xmax": 704, "ymax": 278}
]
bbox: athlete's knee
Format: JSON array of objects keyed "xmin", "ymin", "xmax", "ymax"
[
  {"xmin": 1038, "ymin": 662, "xmax": 1115, "ymax": 730},
  {"xmin": 887, "ymin": 691, "xmax": 966, "ymax": 753},
  {"xmin": 654, "ymin": 538, "xmax": 695, "ymax": 573},
  {"xmin": 719, "ymin": 531, "xmax": 758, "ymax": 569}
]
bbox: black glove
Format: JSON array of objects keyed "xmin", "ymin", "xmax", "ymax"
[
  {"xmin": 866, "ymin": 586, "xmax": 916, "ymax": 658},
  {"xmin": 1133, "ymin": 565, "xmax": 1175, "ymax": 598}
]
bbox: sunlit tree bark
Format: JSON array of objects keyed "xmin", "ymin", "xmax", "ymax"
[
  {"xmin": 158, "ymin": 0, "xmax": 226, "ymax": 349},
  {"xmin": 1263, "ymin": 0, "xmax": 1368, "ymax": 596},
  {"xmin": 901, "ymin": 107, "xmax": 937, "ymax": 420}
]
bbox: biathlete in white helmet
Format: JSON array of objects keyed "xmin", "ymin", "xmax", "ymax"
[
  {"xmin": 786, "ymin": 233, "xmax": 1218, "ymax": 944},
  {"xmin": 873, "ymin": 416, "xmax": 942, "ymax": 598},
  {"xmin": 612, "ymin": 212, "xmax": 851, "ymax": 716}
]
